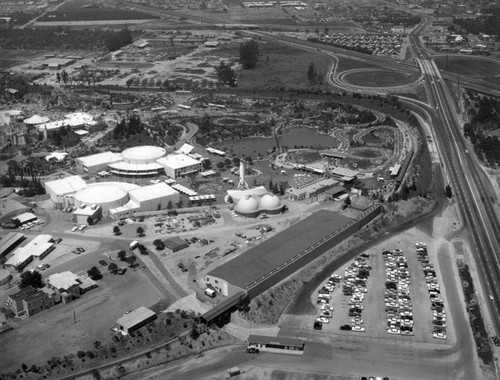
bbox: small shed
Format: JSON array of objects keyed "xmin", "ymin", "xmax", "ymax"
[
  {"xmin": 164, "ymin": 236, "xmax": 189, "ymax": 252},
  {"xmin": 116, "ymin": 306, "xmax": 157, "ymax": 335}
]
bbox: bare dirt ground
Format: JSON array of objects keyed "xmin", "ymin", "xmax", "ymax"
[{"xmin": 0, "ymin": 266, "xmax": 161, "ymax": 373}]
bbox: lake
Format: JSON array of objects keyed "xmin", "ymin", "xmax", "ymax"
[{"xmin": 217, "ymin": 127, "xmax": 339, "ymax": 157}]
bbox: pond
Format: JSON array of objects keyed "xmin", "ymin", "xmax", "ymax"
[{"xmin": 216, "ymin": 127, "xmax": 339, "ymax": 157}]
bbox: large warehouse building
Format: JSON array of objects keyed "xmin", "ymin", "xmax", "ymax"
[
  {"xmin": 44, "ymin": 175, "xmax": 87, "ymax": 206},
  {"xmin": 76, "ymin": 152, "xmax": 123, "ymax": 175},
  {"xmin": 109, "ymin": 182, "xmax": 180, "ymax": 219},
  {"xmin": 75, "ymin": 146, "xmax": 202, "ymax": 179},
  {"xmin": 204, "ymin": 210, "xmax": 354, "ymax": 297}
]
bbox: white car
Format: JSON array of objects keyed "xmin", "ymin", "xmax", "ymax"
[
  {"xmin": 433, "ymin": 332, "xmax": 447, "ymax": 339},
  {"xmin": 387, "ymin": 328, "xmax": 400, "ymax": 334},
  {"xmin": 321, "ymin": 304, "xmax": 333, "ymax": 311},
  {"xmin": 316, "ymin": 317, "xmax": 329, "ymax": 324},
  {"xmin": 352, "ymin": 325, "xmax": 365, "ymax": 332},
  {"xmin": 320, "ymin": 311, "xmax": 333, "ymax": 318},
  {"xmin": 79, "ymin": 224, "xmax": 87, "ymax": 231},
  {"xmin": 71, "ymin": 226, "xmax": 78, "ymax": 232}
]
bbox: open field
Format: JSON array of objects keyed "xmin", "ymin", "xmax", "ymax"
[
  {"xmin": 335, "ymin": 57, "xmax": 383, "ymax": 73},
  {"xmin": 0, "ymin": 50, "xmax": 40, "ymax": 69},
  {"xmin": 0, "ymin": 267, "xmax": 162, "ymax": 373},
  {"xmin": 237, "ymin": 41, "xmax": 331, "ymax": 89},
  {"xmin": 343, "ymin": 69, "xmax": 420, "ymax": 87},
  {"xmin": 435, "ymin": 56, "xmax": 500, "ymax": 77}
]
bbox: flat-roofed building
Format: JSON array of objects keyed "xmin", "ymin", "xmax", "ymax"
[
  {"xmin": 73, "ymin": 204, "xmax": 102, "ymax": 225},
  {"xmin": 44, "ymin": 175, "xmax": 87, "ymax": 206},
  {"xmin": 115, "ymin": 306, "xmax": 157, "ymax": 335},
  {"xmin": 247, "ymin": 335, "xmax": 305, "ymax": 354},
  {"xmin": 128, "ymin": 182, "xmax": 180, "ymax": 212},
  {"xmin": 7, "ymin": 286, "xmax": 55, "ymax": 318},
  {"xmin": 5, "ymin": 234, "xmax": 54, "ymax": 271},
  {"xmin": 157, "ymin": 154, "xmax": 202, "ymax": 179},
  {"xmin": 76, "ymin": 151, "xmax": 123, "ymax": 175},
  {"xmin": 12, "ymin": 212, "xmax": 37, "ymax": 225},
  {"xmin": 286, "ymin": 178, "xmax": 339, "ymax": 201},
  {"xmin": 0, "ymin": 232, "xmax": 26, "ymax": 259}
]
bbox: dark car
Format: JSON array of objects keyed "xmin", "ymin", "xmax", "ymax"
[
  {"xmin": 246, "ymin": 347, "xmax": 259, "ymax": 353},
  {"xmin": 340, "ymin": 325, "xmax": 352, "ymax": 331},
  {"xmin": 99, "ymin": 260, "xmax": 108, "ymax": 266}
]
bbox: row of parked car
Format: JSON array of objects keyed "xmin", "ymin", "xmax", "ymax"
[
  {"xmin": 415, "ymin": 243, "xmax": 446, "ymax": 339},
  {"xmin": 341, "ymin": 254, "xmax": 371, "ymax": 332},
  {"xmin": 314, "ymin": 274, "xmax": 343, "ymax": 329},
  {"xmin": 18, "ymin": 219, "xmax": 44, "ymax": 230},
  {"xmin": 383, "ymin": 249, "xmax": 414, "ymax": 336},
  {"xmin": 416, "ymin": 243, "xmax": 447, "ymax": 340},
  {"xmin": 71, "ymin": 224, "xmax": 87, "ymax": 232}
]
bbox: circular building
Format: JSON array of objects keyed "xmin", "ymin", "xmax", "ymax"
[
  {"xmin": 109, "ymin": 145, "xmax": 166, "ymax": 176},
  {"xmin": 73, "ymin": 182, "xmax": 140, "ymax": 212},
  {"xmin": 234, "ymin": 193, "xmax": 285, "ymax": 218},
  {"xmin": 260, "ymin": 194, "xmax": 282, "ymax": 211},
  {"xmin": 234, "ymin": 196, "xmax": 260, "ymax": 217}
]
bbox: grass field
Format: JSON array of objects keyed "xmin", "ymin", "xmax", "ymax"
[
  {"xmin": 335, "ymin": 57, "xmax": 382, "ymax": 73},
  {"xmin": 434, "ymin": 56, "xmax": 500, "ymax": 77},
  {"xmin": 343, "ymin": 70, "xmax": 420, "ymax": 87},
  {"xmin": 237, "ymin": 41, "xmax": 332, "ymax": 89},
  {"xmin": 0, "ymin": 50, "xmax": 39, "ymax": 69}
]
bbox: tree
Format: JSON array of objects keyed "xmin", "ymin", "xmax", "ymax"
[
  {"xmin": 239, "ymin": 39, "xmax": 259, "ymax": 69},
  {"xmin": 87, "ymin": 266, "xmax": 102, "ymax": 281},
  {"xmin": 445, "ymin": 184, "xmax": 452, "ymax": 198},
  {"xmin": 118, "ymin": 250, "xmax": 127, "ymax": 261},
  {"xmin": 87, "ymin": 216, "xmax": 94, "ymax": 226},
  {"xmin": 137, "ymin": 226, "xmax": 144, "ymax": 236},
  {"xmin": 113, "ymin": 226, "xmax": 121, "ymax": 235},
  {"xmin": 215, "ymin": 61, "xmax": 236, "ymax": 87},
  {"xmin": 19, "ymin": 270, "xmax": 43, "ymax": 289},
  {"xmin": 126, "ymin": 255, "xmax": 137, "ymax": 267},
  {"xmin": 108, "ymin": 262, "xmax": 118, "ymax": 274},
  {"xmin": 167, "ymin": 200, "xmax": 173, "ymax": 210},
  {"xmin": 344, "ymin": 196, "xmax": 351, "ymax": 206},
  {"xmin": 190, "ymin": 325, "xmax": 200, "ymax": 340}
]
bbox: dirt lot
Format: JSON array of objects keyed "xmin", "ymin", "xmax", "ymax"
[{"xmin": 0, "ymin": 267, "xmax": 162, "ymax": 373}]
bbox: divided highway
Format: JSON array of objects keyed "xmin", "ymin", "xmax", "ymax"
[{"xmin": 410, "ymin": 32, "xmax": 500, "ymax": 335}]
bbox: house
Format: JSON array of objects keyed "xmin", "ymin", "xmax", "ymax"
[
  {"xmin": 46, "ymin": 271, "xmax": 82, "ymax": 303},
  {"xmin": 7, "ymin": 286, "xmax": 55, "ymax": 318},
  {"xmin": 115, "ymin": 306, "xmax": 157, "ymax": 335}
]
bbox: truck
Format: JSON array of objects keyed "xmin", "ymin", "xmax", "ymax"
[
  {"xmin": 204, "ymin": 288, "xmax": 216, "ymax": 298},
  {"xmin": 130, "ymin": 241, "xmax": 139, "ymax": 250}
]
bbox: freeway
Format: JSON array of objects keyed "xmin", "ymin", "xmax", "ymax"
[{"xmin": 410, "ymin": 27, "xmax": 500, "ymax": 338}]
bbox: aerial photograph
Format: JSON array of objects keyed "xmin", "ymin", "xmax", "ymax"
[{"xmin": 1, "ymin": 0, "xmax": 500, "ymax": 379}]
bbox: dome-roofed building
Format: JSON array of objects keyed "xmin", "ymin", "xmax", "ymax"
[
  {"xmin": 234, "ymin": 196, "xmax": 260, "ymax": 217},
  {"xmin": 233, "ymin": 193, "xmax": 284, "ymax": 218},
  {"xmin": 108, "ymin": 145, "xmax": 166, "ymax": 176},
  {"xmin": 73, "ymin": 182, "xmax": 139, "ymax": 212},
  {"xmin": 260, "ymin": 194, "xmax": 281, "ymax": 209}
]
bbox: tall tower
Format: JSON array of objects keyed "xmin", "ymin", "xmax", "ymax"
[{"xmin": 237, "ymin": 160, "xmax": 249, "ymax": 190}]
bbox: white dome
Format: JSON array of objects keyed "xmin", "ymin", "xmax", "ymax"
[
  {"xmin": 74, "ymin": 182, "xmax": 138, "ymax": 211},
  {"xmin": 260, "ymin": 194, "xmax": 281, "ymax": 209},
  {"xmin": 121, "ymin": 146, "xmax": 166, "ymax": 164},
  {"xmin": 235, "ymin": 196, "xmax": 259, "ymax": 214}
]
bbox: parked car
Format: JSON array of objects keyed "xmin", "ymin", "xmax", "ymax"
[
  {"xmin": 117, "ymin": 267, "xmax": 127, "ymax": 275},
  {"xmin": 71, "ymin": 226, "xmax": 78, "ymax": 232},
  {"xmin": 246, "ymin": 347, "xmax": 259, "ymax": 354},
  {"xmin": 99, "ymin": 260, "xmax": 108, "ymax": 266}
]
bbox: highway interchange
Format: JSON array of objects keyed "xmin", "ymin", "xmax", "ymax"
[{"xmin": 202, "ymin": 14, "xmax": 500, "ymax": 380}]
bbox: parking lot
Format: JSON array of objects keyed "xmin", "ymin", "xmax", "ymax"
[{"xmin": 310, "ymin": 242, "xmax": 451, "ymax": 343}]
